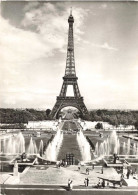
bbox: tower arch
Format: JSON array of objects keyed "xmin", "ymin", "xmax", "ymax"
[{"xmin": 55, "ymin": 104, "xmax": 83, "ymax": 119}]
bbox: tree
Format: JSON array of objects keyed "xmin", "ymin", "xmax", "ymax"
[
  {"xmin": 134, "ymin": 121, "xmax": 138, "ymax": 130},
  {"xmin": 46, "ymin": 109, "xmax": 51, "ymax": 116},
  {"xmin": 95, "ymin": 122, "xmax": 103, "ymax": 129}
]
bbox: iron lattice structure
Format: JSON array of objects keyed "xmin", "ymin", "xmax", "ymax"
[{"xmin": 50, "ymin": 12, "xmax": 89, "ymax": 119}]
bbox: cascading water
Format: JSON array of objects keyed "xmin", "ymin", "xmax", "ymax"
[
  {"xmin": 44, "ymin": 129, "xmax": 63, "ymax": 161},
  {"xmin": 77, "ymin": 130, "xmax": 91, "ymax": 161}
]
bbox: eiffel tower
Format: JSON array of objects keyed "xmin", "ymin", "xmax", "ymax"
[{"xmin": 50, "ymin": 10, "xmax": 89, "ymax": 119}]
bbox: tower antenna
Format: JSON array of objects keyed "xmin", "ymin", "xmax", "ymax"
[{"xmin": 70, "ymin": 7, "xmax": 72, "ymax": 15}]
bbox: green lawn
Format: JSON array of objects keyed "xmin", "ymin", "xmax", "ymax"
[{"xmin": 57, "ymin": 134, "xmax": 82, "ymax": 161}]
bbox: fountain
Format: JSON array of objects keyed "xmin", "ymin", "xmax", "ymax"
[
  {"xmin": 109, "ymin": 130, "xmax": 118, "ymax": 154},
  {"xmin": 1, "ymin": 132, "xmax": 25, "ymax": 154},
  {"xmin": 136, "ymin": 143, "xmax": 138, "ymax": 155},
  {"xmin": 95, "ymin": 130, "xmax": 120, "ymax": 156},
  {"xmin": 0, "ymin": 132, "xmax": 42, "ymax": 155},
  {"xmin": 94, "ymin": 130, "xmax": 138, "ymax": 163},
  {"xmin": 77, "ymin": 130, "xmax": 91, "ymax": 161},
  {"xmin": 39, "ymin": 140, "xmax": 43, "ymax": 157},
  {"xmin": 117, "ymin": 139, "xmax": 120, "ymax": 154},
  {"xmin": 127, "ymin": 138, "xmax": 130, "ymax": 155},
  {"xmin": 44, "ymin": 129, "xmax": 63, "ymax": 161},
  {"xmin": 0, "ymin": 128, "xmax": 64, "ymax": 161},
  {"xmin": 27, "ymin": 137, "xmax": 38, "ymax": 154},
  {"xmin": 95, "ymin": 142, "xmax": 99, "ymax": 156},
  {"xmin": 123, "ymin": 142, "xmax": 126, "ymax": 154},
  {"xmin": 132, "ymin": 143, "xmax": 138, "ymax": 155}
]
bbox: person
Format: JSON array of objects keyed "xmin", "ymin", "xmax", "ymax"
[
  {"xmin": 86, "ymin": 178, "xmax": 89, "ymax": 187},
  {"xmin": 92, "ymin": 164, "xmax": 94, "ymax": 170},
  {"xmin": 70, "ymin": 180, "xmax": 73, "ymax": 190},
  {"xmin": 87, "ymin": 168, "xmax": 89, "ymax": 175},
  {"xmin": 68, "ymin": 179, "xmax": 71, "ymax": 189},
  {"xmin": 58, "ymin": 162, "xmax": 61, "ymax": 168},
  {"xmin": 101, "ymin": 167, "xmax": 103, "ymax": 174},
  {"xmin": 86, "ymin": 168, "xmax": 89, "ymax": 175},
  {"xmin": 78, "ymin": 166, "xmax": 80, "ymax": 171},
  {"xmin": 133, "ymin": 168, "xmax": 137, "ymax": 179},
  {"xmin": 130, "ymin": 168, "xmax": 133, "ymax": 177},
  {"xmin": 84, "ymin": 178, "xmax": 87, "ymax": 187},
  {"xmin": 120, "ymin": 180, "xmax": 123, "ymax": 187},
  {"xmin": 113, "ymin": 153, "xmax": 119, "ymax": 164},
  {"xmin": 126, "ymin": 168, "xmax": 130, "ymax": 179},
  {"xmin": 102, "ymin": 179, "xmax": 105, "ymax": 188},
  {"xmin": 113, "ymin": 182, "xmax": 116, "ymax": 188},
  {"xmin": 97, "ymin": 179, "xmax": 101, "ymax": 188},
  {"xmin": 68, "ymin": 179, "xmax": 73, "ymax": 190},
  {"xmin": 121, "ymin": 173, "xmax": 124, "ymax": 180},
  {"xmin": 65, "ymin": 161, "xmax": 67, "ymax": 167},
  {"xmin": 107, "ymin": 181, "xmax": 109, "ymax": 187}
]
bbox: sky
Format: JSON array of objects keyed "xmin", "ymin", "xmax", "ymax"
[{"xmin": 0, "ymin": 1, "xmax": 138, "ymax": 110}]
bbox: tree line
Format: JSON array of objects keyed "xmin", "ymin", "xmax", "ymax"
[
  {"xmin": 0, "ymin": 108, "xmax": 138, "ymax": 129},
  {"xmin": 89, "ymin": 109, "xmax": 138, "ymax": 129},
  {"xmin": 0, "ymin": 108, "xmax": 51, "ymax": 124}
]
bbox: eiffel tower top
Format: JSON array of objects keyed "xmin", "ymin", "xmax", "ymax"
[
  {"xmin": 68, "ymin": 7, "xmax": 74, "ymax": 23},
  {"xmin": 50, "ymin": 9, "xmax": 89, "ymax": 119},
  {"xmin": 64, "ymin": 9, "xmax": 76, "ymax": 77}
]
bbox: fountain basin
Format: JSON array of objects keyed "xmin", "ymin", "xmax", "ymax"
[
  {"xmin": 104, "ymin": 155, "xmax": 138, "ymax": 168},
  {"xmin": 10, "ymin": 155, "xmax": 37, "ymax": 166},
  {"xmin": 10, "ymin": 154, "xmax": 57, "ymax": 166},
  {"xmin": 35, "ymin": 156, "xmax": 56, "ymax": 165},
  {"xmin": 124, "ymin": 158, "xmax": 138, "ymax": 165},
  {"xmin": 0, "ymin": 154, "xmax": 18, "ymax": 162},
  {"xmin": 103, "ymin": 155, "xmax": 129, "ymax": 167}
]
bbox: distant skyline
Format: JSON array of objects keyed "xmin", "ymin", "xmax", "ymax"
[{"xmin": 0, "ymin": 1, "xmax": 138, "ymax": 110}]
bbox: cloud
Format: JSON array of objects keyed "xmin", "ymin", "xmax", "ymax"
[
  {"xmin": 21, "ymin": 2, "xmax": 88, "ymax": 44},
  {"xmin": 91, "ymin": 42, "xmax": 118, "ymax": 51},
  {"xmin": 0, "ymin": 2, "xmax": 137, "ymax": 109},
  {"xmin": 0, "ymin": 16, "xmax": 50, "ymax": 63},
  {"xmin": 0, "ymin": 3, "xmax": 89, "ymax": 108},
  {"xmin": 101, "ymin": 42, "xmax": 118, "ymax": 51}
]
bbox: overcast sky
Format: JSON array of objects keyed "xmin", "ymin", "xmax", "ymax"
[{"xmin": 0, "ymin": 1, "xmax": 138, "ymax": 110}]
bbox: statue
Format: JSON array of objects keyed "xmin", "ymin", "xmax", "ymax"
[
  {"xmin": 14, "ymin": 160, "xmax": 18, "ymax": 168},
  {"xmin": 21, "ymin": 152, "xmax": 27, "ymax": 161},
  {"xmin": 113, "ymin": 153, "xmax": 119, "ymax": 164},
  {"xmin": 13, "ymin": 160, "xmax": 19, "ymax": 177}
]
